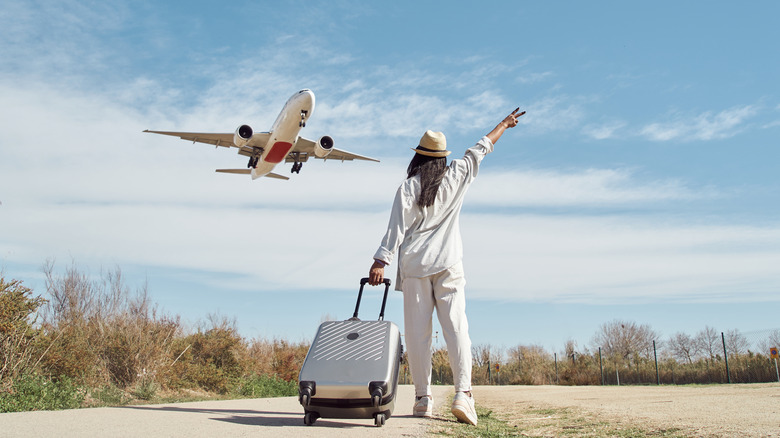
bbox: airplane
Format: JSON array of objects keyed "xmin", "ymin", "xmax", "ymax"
[{"xmin": 144, "ymin": 89, "xmax": 378, "ymax": 180}]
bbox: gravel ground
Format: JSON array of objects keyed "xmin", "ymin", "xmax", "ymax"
[{"xmin": 472, "ymin": 383, "xmax": 780, "ymax": 437}]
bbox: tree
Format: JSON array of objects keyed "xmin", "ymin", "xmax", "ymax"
[
  {"xmin": 592, "ymin": 319, "xmax": 658, "ymax": 365},
  {"xmin": 472, "ymin": 344, "xmax": 494, "ymax": 368},
  {"xmin": 471, "ymin": 344, "xmax": 502, "ymax": 385},
  {"xmin": 508, "ymin": 344, "xmax": 553, "ymax": 385},
  {"xmin": 757, "ymin": 329, "xmax": 780, "ymax": 355},
  {"xmin": 695, "ymin": 326, "xmax": 720, "ymax": 361},
  {"xmin": 668, "ymin": 332, "xmax": 699, "ymax": 364},
  {"xmin": 724, "ymin": 329, "xmax": 749, "ymax": 356}
]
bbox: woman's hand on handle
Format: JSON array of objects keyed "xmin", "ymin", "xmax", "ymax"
[{"xmin": 368, "ymin": 260, "xmax": 385, "ymax": 286}]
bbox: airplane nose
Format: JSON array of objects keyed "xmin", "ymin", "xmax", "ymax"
[{"xmin": 298, "ymin": 89, "xmax": 315, "ymax": 108}]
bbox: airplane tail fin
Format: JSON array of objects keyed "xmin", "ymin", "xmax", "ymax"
[
  {"xmin": 264, "ymin": 172, "xmax": 290, "ymax": 180},
  {"xmin": 215, "ymin": 169, "xmax": 290, "ymax": 181}
]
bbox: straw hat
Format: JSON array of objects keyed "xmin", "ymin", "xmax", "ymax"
[{"xmin": 412, "ymin": 130, "xmax": 451, "ymax": 157}]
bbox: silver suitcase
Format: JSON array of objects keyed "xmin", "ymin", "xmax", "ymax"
[{"xmin": 298, "ymin": 278, "xmax": 403, "ymax": 427}]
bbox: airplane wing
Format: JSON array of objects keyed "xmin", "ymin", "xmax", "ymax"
[
  {"xmin": 294, "ymin": 137, "xmax": 379, "ymax": 162},
  {"xmin": 143, "ymin": 130, "xmax": 272, "ymax": 152}
]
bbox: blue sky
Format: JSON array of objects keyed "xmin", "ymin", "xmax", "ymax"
[{"xmin": 1, "ymin": 1, "xmax": 779, "ymax": 355}]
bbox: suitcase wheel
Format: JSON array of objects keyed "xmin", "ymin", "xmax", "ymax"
[
  {"xmin": 374, "ymin": 413, "xmax": 386, "ymax": 427},
  {"xmin": 304, "ymin": 412, "xmax": 319, "ymax": 426}
]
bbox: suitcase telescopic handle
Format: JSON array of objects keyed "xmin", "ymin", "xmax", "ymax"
[{"xmin": 355, "ymin": 278, "xmax": 392, "ymax": 321}]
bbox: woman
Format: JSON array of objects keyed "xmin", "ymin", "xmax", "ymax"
[{"xmin": 368, "ymin": 108, "xmax": 524, "ymax": 425}]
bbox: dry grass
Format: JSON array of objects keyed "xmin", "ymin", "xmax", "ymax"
[{"xmin": 429, "ymin": 395, "xmax": 690, "ymax": 438}]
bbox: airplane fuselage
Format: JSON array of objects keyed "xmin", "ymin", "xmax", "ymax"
[{"xmin": 252, "ymin": 89, "xmax": 315, "ymax": 179}]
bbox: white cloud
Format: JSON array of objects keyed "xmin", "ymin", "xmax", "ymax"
[
  {"xmin": 5, "ymin": 190, "xmax": 779, "ymax": 305},
  {"xmin": 640, "ymin": 105, "xmax": 759, "ymax": 142},
  {"xmin": 468, "ymin": 168, "xmax": 706, "ymax": 207},
  {"xmin": 0, "ymin": 0, "xmax": 133, "ymax": 80},
  {"xmin": 761, "ymin": 119, "xmax": 780, "ymax": 130},
  {"xmin": 462, "ymin": 214, "xmax": 780, "ymax": 304},
  {"xmin": 517, "ymin": 71, "xmax": 554, "ymax": 84},
  {"xmin": 517, "ymin": 95, "xmax": 587, "ymax": 135},
  {"xmin": 0, "ymin": 201, "xmax": 387, "ymax": 291},
  {"xmin": 582, "ymin": 121, "xmax": 627, "ymax": 140}
]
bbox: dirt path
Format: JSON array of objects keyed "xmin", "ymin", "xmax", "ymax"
[
  {"xmin": 0, "ymin": 385, "xmax": 451, "ymax": 438},
  {"xmin": 473, "ymin": 383, "xmax": 780, "ymax": 437},
  {"xmin": 3, "ymin": 384, "xmax": 776, "ymax": 437}
]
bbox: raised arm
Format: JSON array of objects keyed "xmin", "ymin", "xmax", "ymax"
[{"xmin": 486, "ymin": 108, "xmax": 525, "ymax": 145}]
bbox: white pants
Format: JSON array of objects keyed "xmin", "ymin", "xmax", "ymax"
[{"xmin": 401, "ymin": 262, "xmax": 473, "ymax": 397}]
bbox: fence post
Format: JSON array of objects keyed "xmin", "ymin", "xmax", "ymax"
[
  {"xmin": 653, "ymin": 340, "xmax": 660, "ymax": 385},
  {"xmin": 722, "ymin": 332, "xmax": 731, "ymax": 384},
  {"xmin": 599, "ymin": 347, "xmax": 604, "ymax": 385}
]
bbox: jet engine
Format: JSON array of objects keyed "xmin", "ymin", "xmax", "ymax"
[
  {"xmin": 314, "ymin": 135, "xmax": 334, "ymax": 158},
  {"xmin": 234, "ymin": 125, "xmax": 253, "ymax": 147}
]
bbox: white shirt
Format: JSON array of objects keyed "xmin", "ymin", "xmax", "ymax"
[{"xmin": 373, "ymin": 136, "xmax": 494, "ymax": 288}]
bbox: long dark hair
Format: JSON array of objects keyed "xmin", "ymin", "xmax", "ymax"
[{"xmin": 407, "ymin": 153, "xmax": 447, "ymax": 208}]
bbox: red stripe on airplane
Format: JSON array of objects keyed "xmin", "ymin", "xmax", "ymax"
[{"xmin": 266, "ymin": 141, "xmax": 293, "ymax": 164}]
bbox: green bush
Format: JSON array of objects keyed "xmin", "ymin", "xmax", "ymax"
[
  {"xmin": 232, "ymin": 374, "xmax": 297, "ymax": 398},
  {"xmin": 90, "ymin": 385, "xmax": 128, "ymax": 406},
  {"xmin": 1, "ymin": 277, "xmax": 48, "ymax": 392},
  {"xmin": 0, "ymin": 374, "xmax": 84, "ymax": 413},
  {"xmin": 132, "ymin": 378, "xmax": 159, "ymax": 401}
]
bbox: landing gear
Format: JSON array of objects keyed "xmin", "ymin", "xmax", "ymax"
[
  {"xmin": 247, "ymin": 156, "xmax": 259, "ymax": 168},
  {"xmin": 290, "ymin": 152, "xmax": 304, "ymax": 173},
  {"xmin": 299, "ymin": 110, "xmax": 308, "ymax": 127}
]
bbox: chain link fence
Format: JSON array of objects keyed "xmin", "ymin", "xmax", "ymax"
[
  {"xmin": 421, "ymin": 327, "xmax": 780, "ymax": 386},
  {"xmin": 592, "ymin": 328, "xmax": 780, "ymax": 385}
]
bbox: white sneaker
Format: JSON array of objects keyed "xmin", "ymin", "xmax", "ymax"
[
  {"xmin": 451, "ymin": 391, "xmax": 478, "ymax": 425},
  {"xmin": 413, "ymin": 395, "xmax": 433, "ymax": 417}
]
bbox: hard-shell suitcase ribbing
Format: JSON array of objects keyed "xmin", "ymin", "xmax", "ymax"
[{"xmin": 298, "ymin": 278, "xmax": 403, "ymax": 427}]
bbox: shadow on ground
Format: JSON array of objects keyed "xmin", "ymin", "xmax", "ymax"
[{"xmin": 123, "ymin": 405, "xmax": 417, "ymax": 428}]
